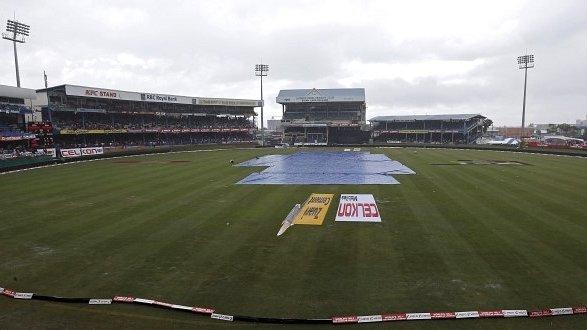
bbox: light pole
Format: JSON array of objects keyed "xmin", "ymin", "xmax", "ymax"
[
  {"xmin": 255, "ymin": 63, "xmax": 268, "ymax": 146},
  {"xmin": 517, "ymin": 54, "xmax": 534, "ymax": 144},
  {"xmin": 2, "ymin": 19, "xmax": 30, "ymax": 87}
]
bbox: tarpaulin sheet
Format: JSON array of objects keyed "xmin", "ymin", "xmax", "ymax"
[{"xmin": 236, "ymin": 152, "xmax": 415, "ymax": 185}]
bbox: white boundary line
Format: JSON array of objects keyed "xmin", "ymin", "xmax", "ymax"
[
  {"xmin": 0, "ymin": 147, "xmax": 259, "ymax": 176},
  {"xmin": 394, "ymin": 146, "xmax": 587, "ymax": 159},
  {"xmin": 2, "ymin": 146, "xmax": 584, "ymax": 176}
]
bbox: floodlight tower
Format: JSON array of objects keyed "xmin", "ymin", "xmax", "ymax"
[
  {"xmin": 517, "ymin": 54, "xmax": 534, "ymax": 143},
  {"xmin": 255, "ymin": 63, "xmax": 269, "ymax": 146},
  {"xmin": 2, "ymin": 19, "xmax": 30, "ymax": 87}
]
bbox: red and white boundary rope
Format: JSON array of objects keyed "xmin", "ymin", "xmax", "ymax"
[
  {"xmin": 1, "ymin": 286, "xmax": 584, "ymax": 324},
  {"xmin": 332, "ymin": 307, "xmax": 586, "ymax": 324}
]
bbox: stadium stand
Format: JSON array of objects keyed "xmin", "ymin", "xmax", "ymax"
[
  {"xmin": 0, "ymin": 85, "xmax": 40, "ymax": 157},
  {"xmin": 37, "ymin": 85, "xmax": 260, "ymax": 148},
  {"xmin": 277, "ymin": 88, "xmax": 370, "ymax": 145},
  {"xmin": 370, "ymin": 114, "xmax": 493, "ymax": 144}
]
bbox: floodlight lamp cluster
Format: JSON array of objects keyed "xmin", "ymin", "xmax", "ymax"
[
  {"xmin": 6, "ymin": 20, "xmax": 30, "ymax": 35},
  {"xmin": 2, "ymin": 20, "xmax": 30, "ymax": 43},
  {"xmin": 517, "ymin": 54, "xmax": 535, "ymax": 69},
  {"xmin": 255, "ymin": 64, "xmax": 269, "ymax": 76}
]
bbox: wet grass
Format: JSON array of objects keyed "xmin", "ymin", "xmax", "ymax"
[{"xmin": 0, "ymin": 147, "xmax": 585, "ymax": 329}]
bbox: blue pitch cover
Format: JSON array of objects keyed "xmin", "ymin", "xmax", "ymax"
[{"xmin": 236, "ymin": 151, "xmax": 415, "ymax": 185}]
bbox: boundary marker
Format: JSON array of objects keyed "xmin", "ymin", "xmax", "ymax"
[
  {"xmin": 1, "ymin": 285, "xmax": 584, "ymax": 325},
  {"xmin": 0, "ymin": 147, "xmax": 258, "ymax": 176}
]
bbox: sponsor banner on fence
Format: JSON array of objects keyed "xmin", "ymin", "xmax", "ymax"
[
  {"xmin": 60, "ymin": 147, "xmax": 104, "ymax": 158},
  {"xmin": 59, "ymin": 148, "xmax": 81, "ymax": 158},
  {"xmin": 406, "ymin": 312, "xmax": 432, "ymax": 320},
  {"xmin": 332, "ymin": 316, "xmax": 358, "ymax": 324},
  {"xmin": 530, "ymin": 309, "xmax": 552, "ymax": 317},
  {"xmin": 193, "ymin": 306, "xmax": 215, "ymax": 314},
  {"xmin": 335, "ymin": 194, "xmax": 381, "ymax": 222},
  {"xmin": 382, "ymin": 313, "xmax": 408, "ymax": 321},
  {"xmin": 479, "ymin": 310, "xmax": 504, "ymax": 318},
  {"xmin": 0, "ymin": 134, "xmax": 36, "ymax": 141},
  {"xmin": 503, "ymin": 310, "xmax": 528, "ymax": 317},
  {"xmin": 456, "ymin": 311, "xmax": 479, "ymax": 319},
  {"xmin": 113, "ymin": 296, "xmax": 135, "ymax": 303},
  {"xmin": 14, "ymin": 292, "xmax": 33, "ymax": 299},
  {"xmin": 83, "ymin": 147, "xmax": 102, "ymax": 157},
  {"xmin": 431, "ymin": 312, "xmax": 456, "ymax": 319},
  {"xmin": 37, "ymin": 148, "xmax": 57, "ymax": 158},
  {"xmin": 358, "ymin": 315, "xmax": 383, "ymax": 323},
  {"xmin": 550, "ymin": 307, "xmax": 573, "ymax": 315},
  {"xmin": 293, "ymin": 193, "xmax": 334, "ymax": 225},
  {"xmin": 211, "ymin": 313, "xmax": 234, "ymax": 321}
]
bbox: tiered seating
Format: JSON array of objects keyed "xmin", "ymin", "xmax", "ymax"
[
  {"xmin": 51, "ymin": 112, "xmax": 254, "ymax": 131},
  {"xmin": 0, "ymin": 121, "xmax": 26, "ymax": 137},
  {"xmin": 0, "ymin": 103, "xmax": 33, "ymax": 114},
  {"xmin": 49, "ymin": 111, "xmax": 256, "ymax": 148}
]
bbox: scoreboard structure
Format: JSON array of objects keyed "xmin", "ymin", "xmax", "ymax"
[{"xmin": 276, "ymin": 88, "xmax": 369, "ymax": 145}]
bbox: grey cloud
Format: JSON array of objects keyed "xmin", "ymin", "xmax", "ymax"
[{"xmin": 1, "ymin": 0, "xmax": 586, "ymax": 126}]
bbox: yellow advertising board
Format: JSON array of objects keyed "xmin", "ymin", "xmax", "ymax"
[{"xmin": 293, "ymin": 193, "xmax": 334, "ymax": 225}]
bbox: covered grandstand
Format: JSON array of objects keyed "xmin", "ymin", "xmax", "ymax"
[
  {"xmin": 277, "ymin": 88, "xmax": 369, "ymax": 145},
  {"xmin": 370, "ymin": 114, "xmax": 492, "ymax": 144},
  {"xmin": 0, "ymin": 85, "xmax": 38, "ymax": 156},
  {"xmin": 36, "ymin": 85, "xmax": 261, "ymax": 148}
]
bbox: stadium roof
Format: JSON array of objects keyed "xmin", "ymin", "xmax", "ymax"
[
  {"xmin": 276, "ymin": 88, "xmax": 365, "ymax": 103},
  {"xmin": 37, "ymin": 84, "xmax": 262, "ymax": 107},
  {"xmin": 0, "ymin": 84, "xmax": 37, "ymax": 100},
  {"xmin": 370, "ymin": 114, "xmax": 486, "ymax": 122}
]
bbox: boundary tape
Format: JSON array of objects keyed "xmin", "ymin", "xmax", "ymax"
[
  {"xmin": 374, "ymin": 146, "xmax": 587, "ymax": 159},
  {"xmin": 0, "ymin": 147, "xmax": 259, "ymax": 176},
  {"xmin": 1, "ymin": 286, "xmax": 584, "ymax": 324},
  {"xmin": 3, "ymin": 145, "xmax": 584, "ymax": 176}
]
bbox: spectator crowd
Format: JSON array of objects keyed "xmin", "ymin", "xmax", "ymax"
[{"xmin": 51, "ymin": 112, "xmax": 254, "ymax": 131}]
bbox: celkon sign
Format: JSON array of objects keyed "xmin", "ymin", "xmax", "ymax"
[
  {"xmin": 60, "ymin": 148, "xmax": 82, "ymax": 158},
  {"xmin": 60, "ymin": 147, "xmax": 104, "ymax": 158},
  {"xmin": 80, "ymin": 147, "xmax": 104, "ymax": 156},
  {"xmin": 335, "ymin": 194, "xmax": 381, "ymax": 222}
]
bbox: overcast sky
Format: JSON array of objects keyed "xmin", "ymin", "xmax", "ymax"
[{"xmin": 1, "ymin": 0, "xmax": 586, "ymax": 126}]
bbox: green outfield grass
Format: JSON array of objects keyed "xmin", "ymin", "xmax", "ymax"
[{"xmin": 0, "ymin": 147, "xmax": 585, "ymax": 329}]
